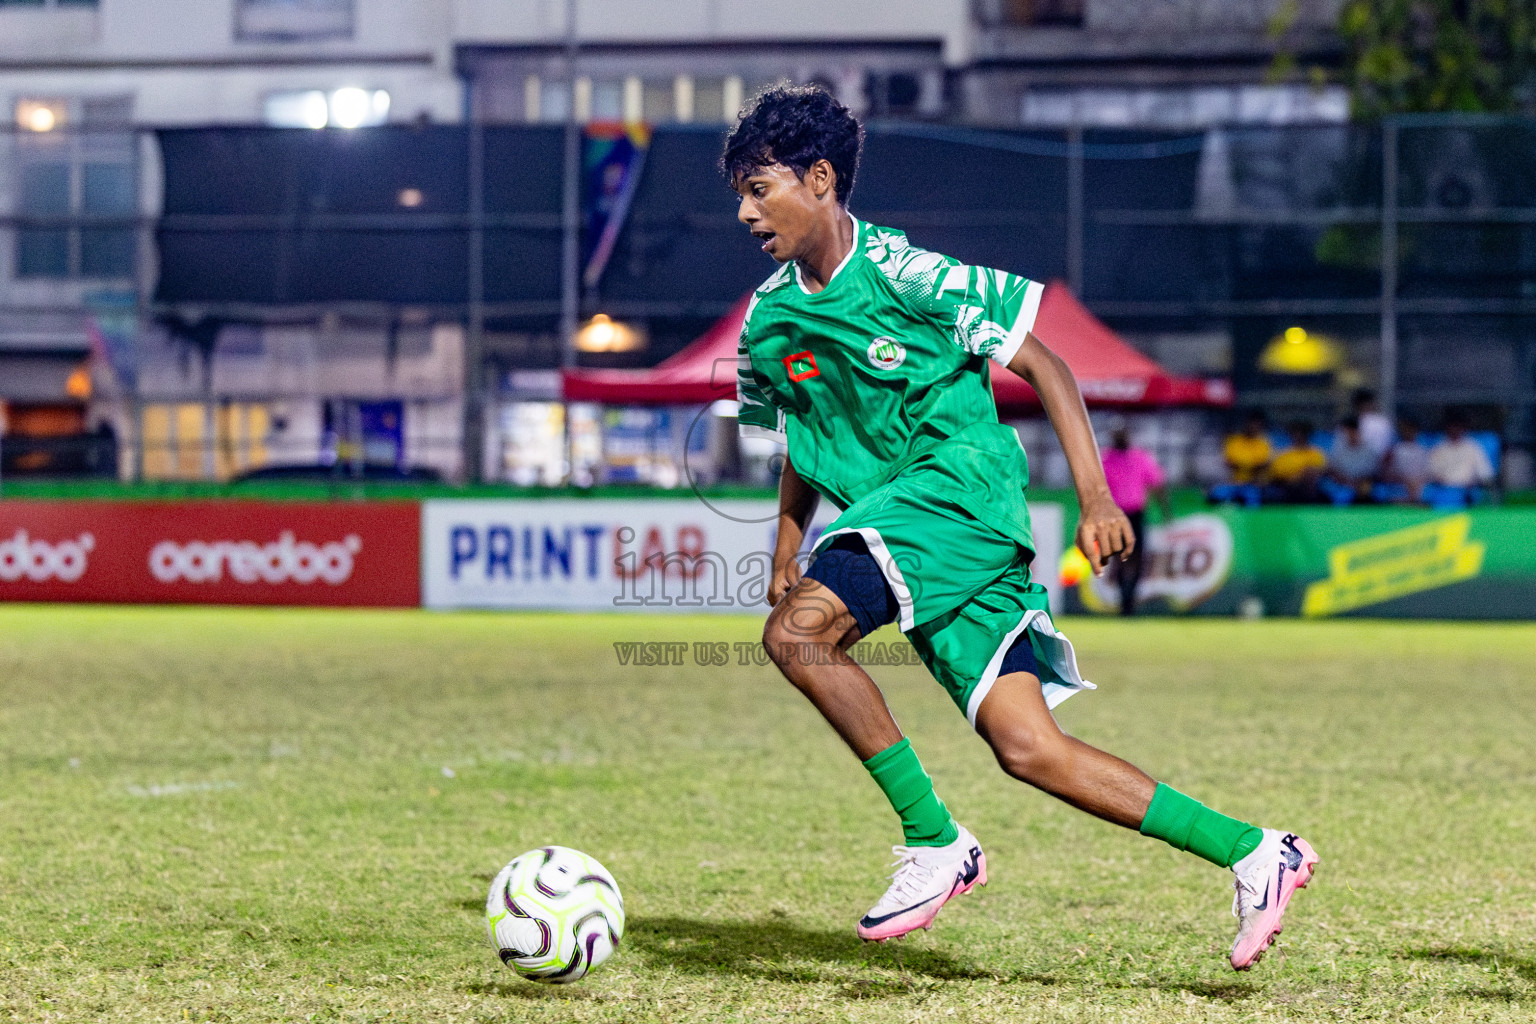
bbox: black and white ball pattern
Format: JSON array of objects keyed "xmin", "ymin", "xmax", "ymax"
[{"xmin": 485, "ymin": 846, "xmax": 624, "ymax": 983}]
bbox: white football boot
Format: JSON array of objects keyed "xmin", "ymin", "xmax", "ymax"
[{"xmin": 856, "ymin": 825, "xmax": 986, "ymax": 942}]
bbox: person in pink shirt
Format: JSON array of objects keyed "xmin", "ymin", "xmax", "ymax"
[{"xmin": 1100, "ymin": 425, "xmax": 1174, "ymax": 615}]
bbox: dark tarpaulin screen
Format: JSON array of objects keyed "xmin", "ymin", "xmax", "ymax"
[{"xmin": 155, "ymin": 125, "xmax": 563, "ymax": 306}]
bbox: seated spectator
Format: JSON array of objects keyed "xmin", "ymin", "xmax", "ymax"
[
  {"xmin": 1325, "ymin": 414, "xmax": 1382, "ymax": 503},
  {"xmin": 1223, "ymin": 411, "xmax": 1272, "ymax": 484},
  {"xmin": 1383, "ymin": 415, "xmax": 1430, "ymax": 502},
  {"xmin": 1266, "ymin": 420, "xmax": 1327, "ymax": 503},
  {"xmin": 1340, "ymin": 388, "xmax": 1393, "ymax": 461},
  {"xmin": 1427, "ymin": 410, "xmax": 1494, "ymax": 491}
]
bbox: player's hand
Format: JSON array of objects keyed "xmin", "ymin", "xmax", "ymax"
[
  {"xmin": 1076, "ymin": 497, "xmax": 1135, "ymax": 576},
  {"xmin": 768, "ymin": 557, "xmax": 803, "ymax": 606}
]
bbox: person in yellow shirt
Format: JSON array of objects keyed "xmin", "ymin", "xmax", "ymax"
[
  {"xmin": 1268, "ymin": 420, "xmax": 1327, "ymax": 502},
  {"xmin": 1223, "ymin": 411, "xmax": 1273, "ymax": 484}
]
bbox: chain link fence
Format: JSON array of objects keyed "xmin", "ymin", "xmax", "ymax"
[{"xmin": 1, "ymin": 116, "xmax": 1534, "ymax": 489}]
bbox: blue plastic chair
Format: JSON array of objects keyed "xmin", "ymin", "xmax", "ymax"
[
  {"xmin": 1421, "ymin": 483, "xmax": 1485, "ymax": 509},
  {"xmin": 1318, "ymin": 479, "xmax": 1356, "ymax": 506},
  {"xmin": 1208, "ymin": 483, "xmax": 1263, "ymax": 507}
]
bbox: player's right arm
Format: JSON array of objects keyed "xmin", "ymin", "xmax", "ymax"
[
  {"xmin": 769, "ymin": 454, "xmax": 820, "ymax": 606},
  {"xmin": 869, "ymin": 228, "xmax": 1132, "ymax": 574},
  {"xmin": 1007, "ymin": 333, "xmax": 1133, "ymax": 576}
]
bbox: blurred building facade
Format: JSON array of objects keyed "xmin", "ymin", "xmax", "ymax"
[
  {"xmin": 7, "ymin": 1, "xmax": 1534, "ymax": 491},
  {"xmin": 2, "ymin": 1, "xmax": 1346, "ymax": 129}
]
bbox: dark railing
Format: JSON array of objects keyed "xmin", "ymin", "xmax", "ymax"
[{"xmin": 0, "ymin": 435, "xmax": 118, "ymax": 478}]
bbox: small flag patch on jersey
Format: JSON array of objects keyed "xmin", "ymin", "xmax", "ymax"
[{"xmin": 784, "ymin": 350, "xmax": 820, "ymax": 381}]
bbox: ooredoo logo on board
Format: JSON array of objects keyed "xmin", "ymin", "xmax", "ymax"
[
  {"xmin": 0, "ymin": 529, "xmax": 96, "ymax": 583},
  {"xmin": 148, "ymin": 532, "xmax": 363, "ymax": 585},
  {"xmin": 0, "ymin": 500, "xmax": 420, "ymax": 606}
]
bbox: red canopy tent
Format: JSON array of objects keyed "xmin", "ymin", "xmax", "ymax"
[{"xmin": 560, "ymin": 281, "xmax": 1231, "ymax": 410}]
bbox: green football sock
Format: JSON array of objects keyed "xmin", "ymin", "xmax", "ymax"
[
  {"xmin": 862, "ymin": 737, "xmax": 960, "ymax": 848},
  {"xmin": 1138, "ymin": 782, "xmax": 1262, "ymax": 868}
]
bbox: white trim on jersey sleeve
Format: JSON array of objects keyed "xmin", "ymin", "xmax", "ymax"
[
  {"xmin": 739, "ymin": 405, "xmax": 786, "ymax": 442},
  {"xmin": 740, "ymin": 423, "xmax": 786, "ymax": 445},
  {"xmin": 737, "ymin": 267, "xmax": 795, "ymax": 442},
  {"xmin": 740, "ymin": 424, "xmax": 786, "ymax": 442},
  {"xmin": 990, "ymin": 278, "xmax": 1046, "ymax": 367}
]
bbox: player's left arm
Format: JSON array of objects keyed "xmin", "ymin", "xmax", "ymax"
[{"xmin": 1006, "ymin": 334, "xmax": 1135, "ymax": 575}]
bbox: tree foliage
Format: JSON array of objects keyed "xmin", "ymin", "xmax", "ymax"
[{"xmin": 1338, "ymin": 1, "xmax": 1536, "ymax": 115}]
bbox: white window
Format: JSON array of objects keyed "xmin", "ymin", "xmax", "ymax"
[
  {"xmin": 11, "ymin": 97, "xmax": 136, "ymax": 281},
  {"xmin": 264, "ymin": 89, "xmax": 389, "ymax": 128},
  {"xmin": 590, "ymin": 80, "xmax": 623, "ymax": 121},
  {"xmin": 641, "ymin": 79, "xmax": 673, "ymax": 123},
  {"xmin": 522, "ymin": 74, "xmax": 742, "ymax": 124},
  {"xmin": 236, "ymin": 0, "xmax": 352, "ymax": 41},
  {"xmin": 693, "ymin": 78, "xmax": 728, "ymax": 123},
  {"xmin": 538, "ymin": 81, "xmax": 571, "ymax": 123}
]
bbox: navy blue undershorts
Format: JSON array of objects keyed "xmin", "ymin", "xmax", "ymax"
[{"xmin": 803, "ymin": 534, "xmax": 1040, "ymax": 678}]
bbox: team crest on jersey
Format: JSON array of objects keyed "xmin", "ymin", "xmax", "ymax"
[{"xmin": 867, "ymin": 336, "xmax": 906, "ymax": 371}]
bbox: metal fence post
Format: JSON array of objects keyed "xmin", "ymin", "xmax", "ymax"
[
  {"xmin": 559, "ymin": 0, "xmax": 582, "ymax": 482},
  {"xmin": 202, "ymin": 346, "xmax": 216, "ymax": 481},
  {"xmin": 130, "ymin": 128, "xmax": 154, "ymax": 483},
  {"xmin": 464, "ymin": 77, "xmax": 487, "ymax": 485},
  {"xmin": 1067, "ymin": 120, "xmax": 1084, "ymax": 296},
  {"xmin": 1380, "ymin": 118, "xmax": 1399, "ymax": 420}
]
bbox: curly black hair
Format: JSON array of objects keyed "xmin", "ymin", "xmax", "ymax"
[{"xmin": 721, "ymin": 83, "xmax": 864, "ymax": 204}]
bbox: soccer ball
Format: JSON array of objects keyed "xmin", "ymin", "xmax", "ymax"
[{"xmin": 485, "ymin": 846, "xmax": 625, "ymax": 983}]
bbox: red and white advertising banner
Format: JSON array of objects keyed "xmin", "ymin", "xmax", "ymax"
[{"xmin": 0, "ymin": 501, "xmax": 419, "ymax": 606}]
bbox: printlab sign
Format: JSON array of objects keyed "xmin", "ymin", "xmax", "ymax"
[
  {"xmin": 422, "ymin": 499, "xmax": 802, "ymax": 611},
  {"xmin": 421, "ymin": 499, "xmax": 1063, "ymax": 614}
]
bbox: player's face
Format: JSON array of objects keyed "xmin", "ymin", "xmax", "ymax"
[{"xmin": 733, "ymin": 163, "xmax": 825, "ymax": 263}]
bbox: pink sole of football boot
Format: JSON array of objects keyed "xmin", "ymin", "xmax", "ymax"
[
  {"xmin": 1231, "ymin": 839, "xmax": 1319, "ymax": 971},
  {"xmin": 856, "ymin": 853, "xmax": 988, "ymax": 943}
]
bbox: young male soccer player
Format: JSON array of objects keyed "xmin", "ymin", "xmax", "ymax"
[{"xmin": 725, "ymin": 85, "xmax": 1318, "ymax": 971}]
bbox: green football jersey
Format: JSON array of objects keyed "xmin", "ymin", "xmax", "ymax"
[{"xmin": 737, "ymin": 214, "xmax": 1045, "ymax": 553}]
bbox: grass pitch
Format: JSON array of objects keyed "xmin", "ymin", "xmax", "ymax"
[{"xmin": 1, "ymin": 607, "xmax": 1533, "ymax": 1023}]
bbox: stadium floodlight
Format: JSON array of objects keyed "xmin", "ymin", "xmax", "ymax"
[
  {"xmin": 265, "ymin": 90, "xmax": 330, "ymax": 128},
  {"xmin": 300, "ymin": 91, "xmax": 330, "ymax": 129},
  {"xmin": 266, "ymin": 88, "xmax": 389, "ymax": 129},
  {"xmin": 329, "ymin": 87, "xmax": 387, "ymax": 129}
]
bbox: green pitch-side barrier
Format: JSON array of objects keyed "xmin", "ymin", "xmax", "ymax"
[{"xmin": 1061, "ymin": 506, "xmax": 1536, "ymax": 619}]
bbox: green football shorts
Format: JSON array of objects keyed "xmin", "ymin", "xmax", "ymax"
[{"xmin": 812, "ymin": 476, "xmax": 1095, "ymax": 728}]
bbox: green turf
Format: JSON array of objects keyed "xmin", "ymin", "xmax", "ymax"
[{"xmin": 1, "ymin": 608, "xmax": 1532, "ymax": 1022}]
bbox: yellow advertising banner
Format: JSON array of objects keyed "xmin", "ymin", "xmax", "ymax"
[{"xmin": 1301, "ymin": 515, "xmax": 1486, "ymax": 618}]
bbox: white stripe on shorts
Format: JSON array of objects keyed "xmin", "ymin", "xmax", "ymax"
[{"xmin": 965, "ymin": 609, "xmax": 1096, "ymax": 729}]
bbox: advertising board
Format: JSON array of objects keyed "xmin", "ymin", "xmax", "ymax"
[
  {"xmin": 421, "ymin": 499, "xmax": 1064, "ymax": 614},
  {"xmin": 0, "ymin": 501, "xmax": 419, "ymax": 607},
  {"xmin": 1060, "ymin": 507, "xmax": 1536, "ymax": 619}
]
